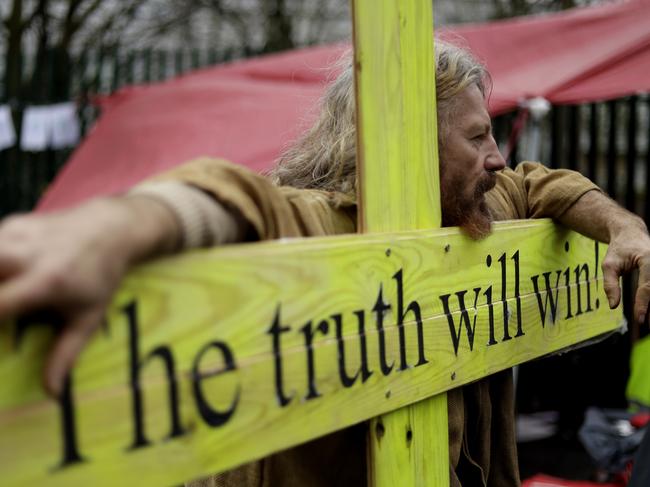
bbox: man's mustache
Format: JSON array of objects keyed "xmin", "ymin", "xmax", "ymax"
[{"xmin": 475, "ymin": 171, "xmax": 497, "ymax": 197}]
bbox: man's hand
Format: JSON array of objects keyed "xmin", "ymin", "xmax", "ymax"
[
  {"xmin": 0, "ymin": 196, "xmax": 180, "ymax": 397},
  {"xmin": 603, "ymin": 227, "xmax": 650, "ymax": 325},
  {"xmin": 560, "ymin": 190, "xmax": 650, "ymax": 325}
]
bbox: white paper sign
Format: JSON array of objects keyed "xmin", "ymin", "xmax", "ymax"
[
  {"xmin": 21, "ymin": 106, "xmax": 50, "ymax": 151},
  {"xmin": 50, "ymin": 102, "xmax": 80, "ymax": 149},
  {"xmin": 21, "ymin": 102, "xmax": 80, "ymax": 151}
]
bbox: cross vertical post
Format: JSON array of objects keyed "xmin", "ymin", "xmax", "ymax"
[{"xmin": 352, "ymin": 1, "xmax": 448, "ymax": 485}]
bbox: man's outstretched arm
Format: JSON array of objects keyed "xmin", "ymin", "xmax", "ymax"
[
  {"xmin": 0, "ymin": 157, "xmax": 355, "ymax": 397},
  {"xmin": 0, "ymin": 180, "xmax": 248, "ymax": 397},
  {"xmin": 495, "ymin": 161, "xmax": 650, "ymax": 326},
  {"xmin": 559, "ymin": 189, "xmax": 650, "ymax": 326}
]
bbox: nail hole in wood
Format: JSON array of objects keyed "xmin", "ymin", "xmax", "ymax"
[{"xmin": 375, "ymin": 421, "xmax": 385, "ymax": 440}]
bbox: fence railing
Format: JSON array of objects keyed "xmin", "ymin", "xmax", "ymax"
[{"xmin": 71, "ymin": 47, "xmax": 254, "ymax": 96}]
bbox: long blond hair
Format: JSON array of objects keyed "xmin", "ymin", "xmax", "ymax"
[{"xmin": 268, "ymin": 40, "xmax": 488, "ymax": 194}]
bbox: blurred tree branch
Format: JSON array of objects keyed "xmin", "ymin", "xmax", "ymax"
[{"xmin": 1, "ymin": 0, "xmax": 350, "ymax": 103}]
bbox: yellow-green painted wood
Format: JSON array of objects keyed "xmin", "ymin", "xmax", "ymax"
[
  {"xmin": 0, "ymin": 220, "xmax": 622, "ymax": 486},
  {"xmin": 369, "ymin": 394, "xmax": 448, "ymax": 487},
  {"xmin": 353, "ymin": 0, "xmax": 440, "ymax": 233},
  {"xmin": 352, "ymin": 0, "xmax": 447, "ymax": 483}
]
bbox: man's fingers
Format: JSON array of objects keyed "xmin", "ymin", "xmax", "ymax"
[
  {"xmin": 602, "ymin": 258, "xmax": 621, "ymax": 309},
  {"xmin": 0, "ymin": 246, "xmax": 27, "ymax": 279},
  {"xmin": 634, "ymin": 264, "xmax": 650, "ymax": 325},
  {"xmin": 43, "ymin": 309, "xmax": 103, "ymax": 397},
  {"xmin": 0, "ymin": 272, "xmax": 49, "ymax": 319}
]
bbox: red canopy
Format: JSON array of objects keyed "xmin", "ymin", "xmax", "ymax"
[
  {"xmin": 38, "ymin": 0, "xmax": 650, "ymax": 211},
  {"xmin": 450, "ymin": 0, "xmax": 650, "ymax": 112}
]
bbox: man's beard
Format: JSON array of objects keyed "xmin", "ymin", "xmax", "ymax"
[{"xmin": 441, "ymin": 172, "xmax": 496, "ymax": 240}]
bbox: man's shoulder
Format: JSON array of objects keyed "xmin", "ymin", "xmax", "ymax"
[
  {"xmin": 487, "ymin": 168, "xmax": 530, "ymax": 221},
  {"xmin": 278, "ymin": 185, "xmax": 356, "ymax": 210}
]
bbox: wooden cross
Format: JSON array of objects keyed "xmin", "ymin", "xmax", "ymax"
[{"xmin": 0, "ymin": 1, "xmax": 622, "ymax": 486}]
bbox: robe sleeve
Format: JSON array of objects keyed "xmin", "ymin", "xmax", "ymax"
[
  {"xmin": 486, "ymin": 161, "xmax": 602, "ymax": 221},
  {"xmin": 143, "ymin": 157, "xmax": 357, "ymax": 240}
]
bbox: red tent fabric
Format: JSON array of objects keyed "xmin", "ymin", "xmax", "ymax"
[
  {"xmin": 521, "ymin": 474, "xmax": 622, "ymax": 487},
  {"xmin": 449, "ymin": 0, "xmax": 650, "ymax": 112},
  {"xmin": 38, "ymin": 0, "xmax": 650, "ymax": 211}
]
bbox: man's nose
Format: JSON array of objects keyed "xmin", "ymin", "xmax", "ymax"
[{"xmin": 484, "ymin": 136, "xmax": 506, "ymax": 171}]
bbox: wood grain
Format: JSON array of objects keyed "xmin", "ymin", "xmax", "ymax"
[
  {"xmin": 0, "ymin": 220, "xmax": 622, "ymax": 486},
  {"xmin": 354, "ymin": 0, "xmax": 440, "ymax": 234}
]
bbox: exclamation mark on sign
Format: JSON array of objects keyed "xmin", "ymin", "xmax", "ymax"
[{"xmin": 594, "ymin": 241, "xmax": 600, "ymax": 309}]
